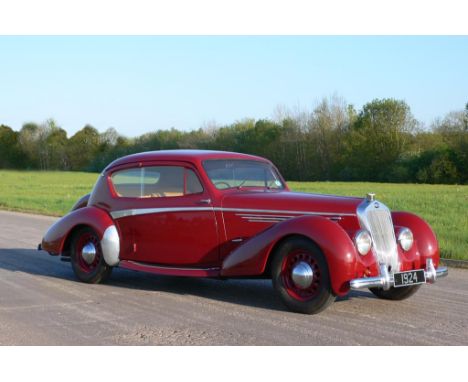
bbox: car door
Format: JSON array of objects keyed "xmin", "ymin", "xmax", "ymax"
[{"xmin": 110, "ymin": 163, "xmax": 219, "ymax": 267}]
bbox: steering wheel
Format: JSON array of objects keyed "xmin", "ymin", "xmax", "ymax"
[
  {"xmin": 214, "ymin": 181, "xmax": 231, "ymax": 189},
  {"xmin": 237, "ymin": 179, "xmax": 247, "ymax": 188},
  {"xmin": 266, "ymin": 179, "xmax": 278, "ymax": 189}
]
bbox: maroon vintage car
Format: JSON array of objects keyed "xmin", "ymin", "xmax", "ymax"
[{"xmin": 40, "ymin": 150, "xmax": 448, "ymax": 314}]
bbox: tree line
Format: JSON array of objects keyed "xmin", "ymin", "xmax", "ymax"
[{"xmin": 1, "ymin": 97, "xmax": 467, "ymax": 184}]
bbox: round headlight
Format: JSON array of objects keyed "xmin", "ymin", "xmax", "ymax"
[
  {"xmin": 354, "ymin": 230, "xmax": 372, "ymax": 256},
  {"xmin": 398, "ymin": 228, "xmax": 413, "ymax": 251}
]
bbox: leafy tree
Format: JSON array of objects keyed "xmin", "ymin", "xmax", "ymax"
[
  {"xmin": 36, "ymin": 119, "xmax": 67, "ymax": 170},
  {"xmin": 412, "ymin": 148, "xmax": 459, "ymax": 184},
  {"xmin": 1, "ymin": 100, "xmax": 467, "ymax": 184},
  {"xmin": 46, "ymin": 126, "xmax": 69, "ymax": 170},
  {"xmin": 308, "ymin": 96, "xmax": 350, "ymax": 180},
  {"xmin": 100, "ymin": 127, "xmax": 119, "ymax": 147},
  {"xmin": 18, "ymin": 122, "xmax": 41, "ymax": 169},
  {"xmin": 432, "ymin": 106, "xmax": 468, "ymax": 183},
  {"xmin": 0, "ymin": 125, "xmax": 23, "ymax": 168},
  {"xmin": 67, "ymin": 125, "xmax": 100, "ymax": 170},
  {"xmin": 89, "ymin": 134, "xmax": 134, "ymax": 172},
  {"xmin": 464, "ymin": 102, "xmax": 468, "ymax": 131},
  {"xmin": 343, "ymin": 98, "xmax": 416, "ymax": 181},
  {"xmin": 276, "ymin": 117, "xmax": 309, "ymax": 180}
]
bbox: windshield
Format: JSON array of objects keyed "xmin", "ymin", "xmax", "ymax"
[{"xmin": 203, "ymin": 159, "xmax": 285, "ymax": 190}]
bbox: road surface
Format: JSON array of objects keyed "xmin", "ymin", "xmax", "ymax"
[{"xmin": 0, "ymin": 210, "xmax": 466, "ymax": 345}]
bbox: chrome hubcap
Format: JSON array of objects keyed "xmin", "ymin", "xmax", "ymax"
[
  {"xmin": 81, "ymin": 242, "xmax": 97, "ymax": 265},
  {"xmin": 291, "ymin": 261, "xmax": 314, "ymax": 289}
]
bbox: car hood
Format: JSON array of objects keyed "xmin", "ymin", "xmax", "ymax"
[{"xmin": 220, "ymin": 190, "xmax": 362, "ymax": 217}]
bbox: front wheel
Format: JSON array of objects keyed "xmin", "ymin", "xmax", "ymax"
[
  {"xmin": 369, "ymin": 285, "xmax": 421, "ymax": 300},
  {"xmin": 70, "ymin": 227, "xmax": 113, "ymax": 283},
  {"xmin": 271, "ymin": 237, "xmax": 335, "ymax": 314}
]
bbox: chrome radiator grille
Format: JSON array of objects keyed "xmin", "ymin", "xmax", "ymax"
[{"xmin": 357, "ymin": 199, "xmax": 399, "ymax": 272}]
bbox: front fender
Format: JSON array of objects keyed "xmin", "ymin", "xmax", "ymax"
[
  {"xmin": 221, "ymin": 215, "xmax": 358, "ymax": 296},
  {"xmin": 392, "ymin": 211, "xmax": 440, "ymax": 268},
  {"xmin": 41, "ymin": 206, "xmax": 120, "ymax": 266}
]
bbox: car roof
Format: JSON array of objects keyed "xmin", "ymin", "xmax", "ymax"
[{"xmin": 104, "ymin": 149, "xmax": 270, "ymax": 170}]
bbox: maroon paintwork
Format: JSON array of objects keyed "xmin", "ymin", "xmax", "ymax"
[
  {"xmin": 42, "ymin": 206, "xmax": 115, "ymax": 255},
  {"xmin": 41, "ymin": 150, "xmax": 441, "ymax": 297}
]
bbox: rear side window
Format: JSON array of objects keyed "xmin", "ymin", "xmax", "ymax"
[{"xmin": 110, "ymin": 166, "xmax": 203, "ymax": 198}]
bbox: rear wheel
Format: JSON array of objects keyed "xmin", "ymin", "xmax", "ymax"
[
  {"xmin": 70, "ymin": 227, "xmax": 113, "ymax": 283},
  {"xmin": 369, "ymin": 285, "xmax": 421, "ymax": 300},
  {"xmin": 271, "ymin": 237, "xmax": 335, "ymax": 314}
]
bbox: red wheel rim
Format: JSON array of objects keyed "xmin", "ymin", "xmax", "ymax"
[
  {"xmin": 75, "ymin": 232, "xmax": 102, "ymax": 273},
  {"xmin": 281, "ymin": 249, "xmax": 321, "ymax": 301}
]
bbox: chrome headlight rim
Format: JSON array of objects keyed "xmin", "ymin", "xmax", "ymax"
[
  {"xmin": 398, "ymin": 227, "xmax": 413, "ymax": 251},
  {"xmin": 354, "ymin": 229, "xmax": 372, "ymax": 256}
]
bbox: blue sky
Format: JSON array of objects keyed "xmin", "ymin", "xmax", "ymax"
[{"xmin": 0, "ymin": 36, "xmax": 467, "ymax": 137}]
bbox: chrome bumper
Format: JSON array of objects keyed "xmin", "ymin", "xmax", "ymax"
[{"xmin": 350, "ymin": 258, "xmax": 448, "ymax": 290}]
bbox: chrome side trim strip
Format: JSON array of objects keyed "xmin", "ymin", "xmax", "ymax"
[
  {"xmin": 111, "ymin": 206, "xmax": 356, "ymax": 220},
  {"xmin": 235, "ymin": 213, "xmax": 296, "ymax": 218},
  {"xmin": 241, "ymin": 217, "xmax": 287, "ymax": 219},
  {"xmin": 243, "ymin": 219, "xmax": 285, "ymax": 223},
  {"xmin": 220, "ymin": 207, "xmax": 355, "ymax": 217},
  {"xmin": 236, "ymin": 213, "xmax": 294, "ymax": 223},
  {"xmin": 238, "ymin": 214, "xmax": 343, "ymax": 223},
  {"xmin": 238, "ymin": 215, "xmax": 291, "ymax": 223},
  {"xmin": 111, "ymin": 207, "xmax": 214, "ymax": 219}
]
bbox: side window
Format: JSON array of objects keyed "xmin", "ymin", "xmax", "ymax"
[
  {"xmin": 152, "ymin": 166, "xmax": 184, "ymax": 197},
  {"xmin": 111, "ymin": 168, "xmax": 146, "ymax": 198},
  {"xmin": 186, "ymin": 169, "xmax": 203, "ymax": 195},
  {"xmin": 111, "ymin": 166, "xmax": 203, "ymax": 198}
]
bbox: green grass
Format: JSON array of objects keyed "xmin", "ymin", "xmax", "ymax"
[
  {"xmin": 0, "ymin": 170, "xmax": 466, "ymax": 260},
  {"xmin": 0, "ymin": 170, "xmax": 98, "ymax": 217}
]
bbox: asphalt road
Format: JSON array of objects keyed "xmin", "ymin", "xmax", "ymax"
[{"xmin": 0, "ymin": 210, "xmax": 466, "ymax": 345}]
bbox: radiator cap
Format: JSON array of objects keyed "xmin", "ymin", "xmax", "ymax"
[{"xmin": 366, "ymin": 193, "xmax": 376, "ymax": 201}]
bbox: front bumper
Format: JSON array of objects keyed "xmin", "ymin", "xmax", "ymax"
[{"xmin": 350, "ymin": 258, "xmax": 448, "ymax": 290}]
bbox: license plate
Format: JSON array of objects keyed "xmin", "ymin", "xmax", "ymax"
[{"xmin": 393, "ymin": 269, "xmax": 426, "ymax": 288}]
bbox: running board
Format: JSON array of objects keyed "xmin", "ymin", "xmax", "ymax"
[{"xmin": 119, "ymin": 260, "xmax": 221, "ymax": 277}]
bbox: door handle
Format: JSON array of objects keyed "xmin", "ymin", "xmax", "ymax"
[{"xmin": 197, "ymin": 198, "xmax": 212, "ymax": 205}]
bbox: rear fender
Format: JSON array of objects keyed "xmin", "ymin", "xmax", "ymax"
[
  {"xmin": 41, "ymin": 206, "xmax": 120, "ymax": 266},
  {"xmin": 221, "ymin": 215, "xmax": 358, "ymax": 296},
  {"xmin": 70, "ymin": 193, "xmax": 90, "ymax": 211}
]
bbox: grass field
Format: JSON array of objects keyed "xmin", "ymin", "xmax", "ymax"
[
  {"xmin": 0, "ymin": 170, "xmax": 98, "ymax": 217},
  {"xmin": 0, "ymin": 170, "xmax": 466, "ymax": 260}
]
